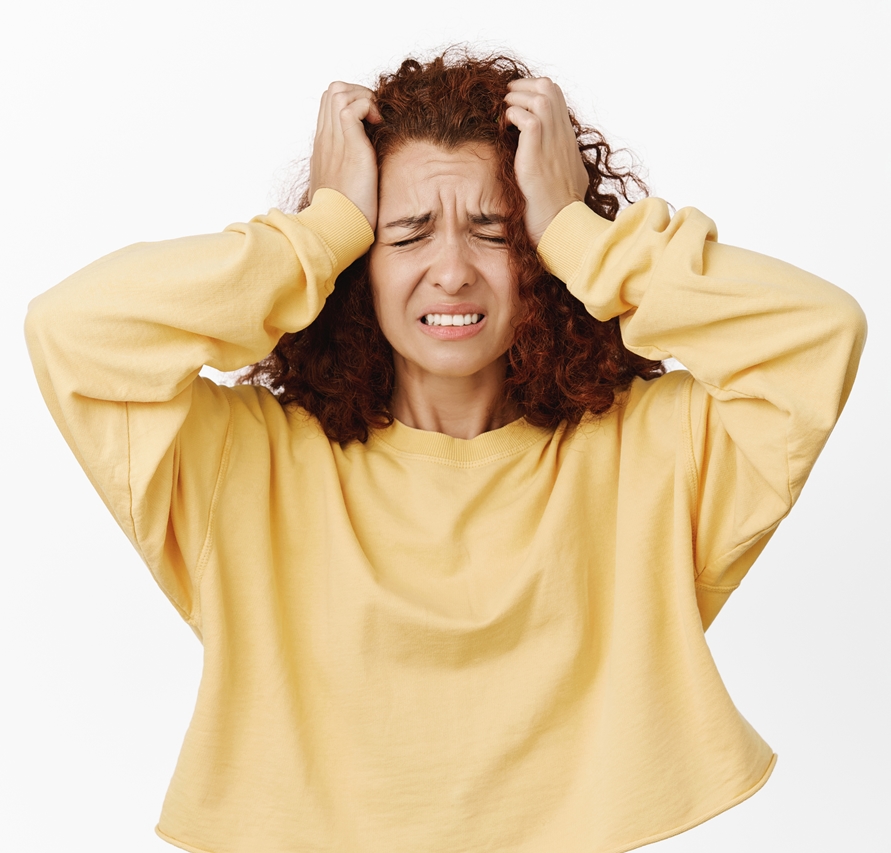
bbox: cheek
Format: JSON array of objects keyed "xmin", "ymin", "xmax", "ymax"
[
  {"xmin": 492, "ymin": 263, "xmax": 519, "ymax": 315},
  {"xmin": 367, "ymin": 254, "xmax": 387, "ymax": 313},
  {"xmin": 501, "ymin": 278, "xmax": 522, "ymax": 344},
  {"xmin": 367, "ymin": 262, "xmax": 402, "ymax": 341}
]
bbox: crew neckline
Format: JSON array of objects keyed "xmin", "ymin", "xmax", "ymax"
[{"xmin": 370, "ymin": 417, "xmax": 552, "ymax": 465}]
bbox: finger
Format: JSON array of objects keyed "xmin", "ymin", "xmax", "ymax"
[
  {"xmin": 328, "ymin": 90, "xmax": 380, "ymax": 142},
  {"xmin": 505, "ymin": 91, "xmax": 571, "ymax": 129},
  {"xmin": 315, "ymin": 88, "xmax": 332, "ymax": 143},
  {"xmin": 504, "ymin": 87, "xmax": 560, "ymax": 107},
  {"xmin": 317, "ymin": 82, "xmax": 375, "ymax": 136},
  {"xmin": 506, "ymin": 77, "xmax": 566, "ymax": 103},
  {"xmin": 364, "ymin": 100, "xmax": 382, "ymax": 124},
  {"xmin": 337, "ymin": 96, "xmax": 380, "ymax": 131},
  {"xmin": 505, "ymin": 80, "xmax": 569, "ymax": 121},
  {"xmin": 506, "ymin": 76, "xmax": 556, "ymax": 91},
  {"xmin": 325, "ymin": 82, "xmax": 376, "ymax": 109},
  {"xmin": 503, "ymin": 92, "xmax": 557, "ymax": 127},
  {"xmin": 503, "ymin": 104, "xmax": 543, "ymax": 139},
  {"xmin": 330, "ymin": 101, "xmax": 376, "ymax": 165}
]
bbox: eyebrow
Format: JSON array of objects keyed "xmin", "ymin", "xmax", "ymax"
[
  {"xmin": 383, "ymin": 213, "xmax": 433, "ymax": 230},
  {"xmin": 469, "ymin": 213, "xmax": 507, "ymax": 226},
  {"xmin": 382, "ymin": 212, "xmax": 507, "ymax": 229}
]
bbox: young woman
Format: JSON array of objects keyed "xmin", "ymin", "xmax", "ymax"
[{"xmin": 26, "ymin": 50, "xmax": 866, "ymax": 853}]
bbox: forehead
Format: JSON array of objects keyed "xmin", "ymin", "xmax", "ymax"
[{"xmin": 378, "ymin": 141, "xmax": 505, "ymax": 213}]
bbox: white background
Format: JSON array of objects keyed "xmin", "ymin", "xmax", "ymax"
[{"xmin": 2, "ymin": 1, "xmax": 888, "ymax": 850}]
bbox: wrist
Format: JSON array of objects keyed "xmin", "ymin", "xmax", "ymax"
[
  {"xmin": 536, "ymin": 202, "xmax": 609, "ymax": 284},
  {"xmin": 297, "ymin": 189, "xmax": 375, "ymax": 273}
]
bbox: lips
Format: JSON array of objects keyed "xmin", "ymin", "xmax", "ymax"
[
  {"xmin": 417, "ymin": 305, "xmax": 488, "ymax": 340},
  {"xmin": 418, "ymin": 302, "xmax": 485, "ymax": 318}
]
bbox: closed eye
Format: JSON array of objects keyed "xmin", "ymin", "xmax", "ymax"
[
  {"xmin": 389, "ymin": 234, "xmax": 429, "ymax": 247},
  {"xmin": 388, "ymin": 233, "xmax": 506, "ymax": 248}
]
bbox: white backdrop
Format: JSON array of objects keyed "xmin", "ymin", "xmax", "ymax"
[{"xmin": 2, "ymin": 1, "xmax": 888, "ymax": 851}]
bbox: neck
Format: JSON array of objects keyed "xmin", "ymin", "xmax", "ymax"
[{"xmin": 389, "ymin": 356, "xmax": 520, "ymax": 440}]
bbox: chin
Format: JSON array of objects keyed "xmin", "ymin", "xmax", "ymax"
[{"xmin": 397, "ymin": 349, "xmax": 508, "ymax": 383}]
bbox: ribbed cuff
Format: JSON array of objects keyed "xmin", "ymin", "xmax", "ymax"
[
  {"xmin": 295, "ymin": 189, "xmax": 375, "ymax": 276},
  {"xmin": 536, "ymin": 202, "xmax": 611, "ymax": 287}
]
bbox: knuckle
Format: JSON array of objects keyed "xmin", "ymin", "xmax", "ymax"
[{"xmin": 532, "ymin": 94, "xmax": 549, "ymax": 111}]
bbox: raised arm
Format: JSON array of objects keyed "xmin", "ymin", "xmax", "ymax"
[
  {"xmin": 25, "ymin": 193, "xmax": 374, "ymax": 626},
  {"xmin": 540, "ymin": 199, "xmax": 864, "ymax": 620},
  {"xmin": 25, "ymin": 83, "xmax": 380, "ymax": 629},
  {"xmin": 508, "ymin": 79, "xmax": 867, "ymax": 627}
]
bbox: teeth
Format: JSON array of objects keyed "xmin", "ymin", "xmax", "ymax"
[{"xmin": 423, "ymin": 313, "xmax": 482, "ymax": 327}]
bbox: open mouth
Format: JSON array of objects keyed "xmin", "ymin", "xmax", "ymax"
[{"xmin": 421, "ymin": 313, "xmax": 485, "ymax": 327}]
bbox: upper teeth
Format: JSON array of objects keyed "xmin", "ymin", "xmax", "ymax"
[{"xmin": 424, "ymin": 313, "xmax": 481, "ymax": 327}]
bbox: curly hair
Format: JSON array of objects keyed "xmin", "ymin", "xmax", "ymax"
[{"xmin": 243, "ymin": 48, "xmax": 664, "ymax": 443}]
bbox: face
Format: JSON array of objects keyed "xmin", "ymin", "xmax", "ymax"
[{"xmin": 368, "ymin": 141, "xmax": 518, "ymax": 386}]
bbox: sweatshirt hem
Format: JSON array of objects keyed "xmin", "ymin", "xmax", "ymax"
[
  {"xmin": 155, "ymin": 826, "xmax": 215, "ymax": 853},
  {"xmin": 153, "ymin": 754, "xmax": 776, "ymax": 853},
  {"xmin": 605, "ymin": 752, "xmax": 777, "ymax": 853}
]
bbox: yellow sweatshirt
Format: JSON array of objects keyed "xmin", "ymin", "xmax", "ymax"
[{"xmin": 25, "ymin": 189, "xmax": 866, "ymax": 853}]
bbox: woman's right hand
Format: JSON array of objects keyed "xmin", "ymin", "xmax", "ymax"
[{"xmin": 309, "ymin": 82, "xmax": 381, "ymax": 230}]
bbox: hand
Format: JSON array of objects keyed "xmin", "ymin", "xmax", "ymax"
[
  {"xmin": 309, "ymin": 82, "xmax": 381, "ymax": 230},
  {"xmin": 504, "ymin": 78, "xmax": 589, "ymax": 247}
]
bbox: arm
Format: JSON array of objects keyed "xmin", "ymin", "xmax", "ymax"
[
  {"xmin": 25, "ymin": 82, "xmax": 379, "ymax": 630},
  {"xmin": 506, "ymin": 78, "xmax": 866, "ymax": 626},
  {"xmin": 538, "ymin": 198, "xmax": 866, "ymax": 626},
  {"xmin": 25, "ymin": 191, "xmax": 374, "ymax": 626}
]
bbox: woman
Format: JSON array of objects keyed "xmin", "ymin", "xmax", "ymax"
[{"xmin": 26, "ymin": 50, "xmax": 866, "ymax": 853}]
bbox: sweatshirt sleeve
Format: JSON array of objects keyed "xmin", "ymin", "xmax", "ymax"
[
  {"xmin": 538, "ymin": 199, "xmax": 867, "ymax": 628},
  {"xmin": 24, "ymin": 189, "xmax": 374, "ymax": 629}
]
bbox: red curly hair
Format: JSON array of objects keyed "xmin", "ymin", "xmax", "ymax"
[{"xmin": 244, "ymin": 48, "xmax": 664, "ymax": 443}]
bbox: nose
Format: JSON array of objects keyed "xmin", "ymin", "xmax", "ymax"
[{"xmin": 429, "ymin": 237, "xmax": 477, "ymax": 295}]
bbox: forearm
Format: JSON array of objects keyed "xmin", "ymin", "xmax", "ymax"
[{"xmin": 25, "ymin": 189, "xmax": 373, "ymax": 405}]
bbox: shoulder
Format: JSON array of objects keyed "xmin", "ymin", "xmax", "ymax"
[
  {"xmin": 622, "ymin": 370, "xmax": 692, "ymax": 420},
  {"xmin": 197, "ymin": 381, "xmax": 334, "ymax": 453},
  {"xmin": 572, "ymin": 371, "xmax": 692, "ymax": 437},
  {"xmin": 552, "ymin": 371, "xmax": 691, "ymax": 468}
]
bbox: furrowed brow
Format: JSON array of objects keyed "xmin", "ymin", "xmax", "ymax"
[
  {"xmin": 384, "ymin": 213, "xmax": 434, "ymax": 229},
  {"xmin": 469, "ymin": 213, "xmax": 508, "ymax": 226}
]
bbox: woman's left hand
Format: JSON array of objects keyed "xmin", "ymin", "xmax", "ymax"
[{"xmin": 504, "ymin": 78, "xmax": 589, "ymax": 247}]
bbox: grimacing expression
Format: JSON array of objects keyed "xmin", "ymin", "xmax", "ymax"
[{"xmin": 368, "ymin": 141, "xmax": 519, "ymax": 386}]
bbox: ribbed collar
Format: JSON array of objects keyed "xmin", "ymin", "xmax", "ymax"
[{"xmin": 370, "ymin": 417, "xmax": 552, "ymax": 466}]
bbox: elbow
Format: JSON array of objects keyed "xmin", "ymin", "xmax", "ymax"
[
  {"xmin": 831, "ymin": 285, "xmax": 868, "ymax": 354},
  {"xmin": 24, "ymin": 289, "xmax": 55, "ymax": 359},
  {"xmin": 833, "ymin": 289, "xmax": 868, "ymax": 408},
  {"xmin": 24, "ymin": 284, "xmax": 78, "ymax": 381},
  {"xmin": 848, "ymin": 295, "xmax": 868, "ymax": 354},
  {"xmin": 809, "ymin": 287, "xmax": 868, "ymax": 427},
  {"xmin": 25, "ymin": 280, "xmax": 84, "ymax": 355},
  {"xmin": 24, "ymin": 290, "xmax": 64, "ymax": 407}
]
